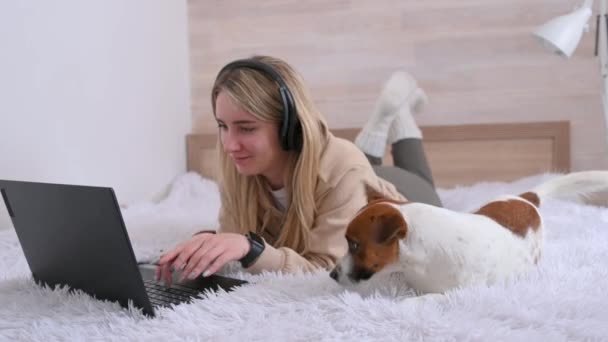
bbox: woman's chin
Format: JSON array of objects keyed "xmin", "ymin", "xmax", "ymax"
[{"xmin": 235, "ymin": 165, "xmax": 257, "ymax": 176}]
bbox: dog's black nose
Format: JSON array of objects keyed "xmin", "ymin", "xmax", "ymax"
[{"xmin": 329, "ymin": 269, "xmax": 338, "ymax": 280}]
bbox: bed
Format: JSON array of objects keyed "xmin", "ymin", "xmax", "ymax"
[
  {"xmin": 2, "ymin": 121, "xmax": 607, "ymax": 341},
  {"xmin": 187, "ymin": 121, "xmax": 571, "ymax": 188}
]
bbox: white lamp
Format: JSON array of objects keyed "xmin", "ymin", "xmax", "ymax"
[
  {"xmin": 534, "ymin": 0, "xmax": 608, "ymax": 150},
  {"xmin": 533, "ymin": 0, "xmax": 593, "ymax": 58}
]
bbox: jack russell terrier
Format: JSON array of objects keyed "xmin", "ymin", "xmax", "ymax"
[{"xmin": 330, "ymin": 171, "xmax": 608, "ymax": 294}]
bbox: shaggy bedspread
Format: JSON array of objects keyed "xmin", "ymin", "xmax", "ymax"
[{"xmin": 0, "ymin": 173, "xmax": 607, "ymax": 341}]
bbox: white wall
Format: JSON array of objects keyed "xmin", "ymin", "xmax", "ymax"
[{"xmin": 0, "ymin": 0, "xmax": 191, "ymax": 230}]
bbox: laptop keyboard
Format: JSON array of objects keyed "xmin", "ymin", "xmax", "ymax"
[{"xmin": 144, "ymin": 280, "xmax": 200, "ymax": 307}]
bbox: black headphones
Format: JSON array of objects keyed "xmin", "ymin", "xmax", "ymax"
[{"xmin": 216, "ymin": 59, "xmax": 303, "ymax": 152}]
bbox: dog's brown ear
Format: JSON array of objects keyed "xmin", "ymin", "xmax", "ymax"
[
  {"xmin": 365, "ymin": 184, "xmax": 387, "ymax": 203},
  {"xmin": 374, "ymin": 210, "xmax": 408, "ymax": 244},
  {"xmin": 365, "ymin": 184, "xmax": 409, "ymax": 206}
]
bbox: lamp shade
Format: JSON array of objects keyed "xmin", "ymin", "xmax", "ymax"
[{"xmin": 533, "ymin": 5, "xmax": 592, "ymax": 58}]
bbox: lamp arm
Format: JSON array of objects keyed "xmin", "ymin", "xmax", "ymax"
[
  {"xmin": 600, "ymin": 0, "xmax": 608, "ymax": 147},
  {"xmin": 601, "ymin": 0, "xmax": 608, "ymax": 78}
]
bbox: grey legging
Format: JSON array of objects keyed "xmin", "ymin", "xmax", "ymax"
[{"xmin": 365, "ymin": 138, "xmax": 442, "ymax": 207}]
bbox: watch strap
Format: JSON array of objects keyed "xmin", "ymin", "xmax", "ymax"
[{"xmin": 240, "ymin": 232, "xmax": 266, "ymax": 268}]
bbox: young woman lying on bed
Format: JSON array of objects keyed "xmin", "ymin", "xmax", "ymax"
[{"xmin": 156, "ymin": 55, "xmax": 441, "ymax": 282}]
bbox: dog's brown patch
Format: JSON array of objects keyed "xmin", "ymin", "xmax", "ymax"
[
  {"xmin": 519, "ymin": 191, "xmax": 540, "ymax": 207},
  {"xmin": 474, "ymin": 198, "xmax": 541, "ymax": 237},
  {"xmin": 346, "ymin": 202, "xmax": 408, "ymax": 274}
]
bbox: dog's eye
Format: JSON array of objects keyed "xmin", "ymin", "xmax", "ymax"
[{"xmin": 348, "ymin": 240, "xmax": 359, "ymax": 253}]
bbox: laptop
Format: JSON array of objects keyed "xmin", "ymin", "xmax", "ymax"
[{"xmin": 0, "ymin": 179, "xmax": 248, "ymax": 317}]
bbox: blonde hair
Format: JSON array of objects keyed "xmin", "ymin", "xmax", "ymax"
[{"xmin": 211, "ymin": 55, "xmax": 329, "ymax": 254}]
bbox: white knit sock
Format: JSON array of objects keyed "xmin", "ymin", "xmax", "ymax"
[
  {"xmin": 387, "ymin": 101, "xmax": 423, "ymax": 144},
  {"xmin": 408, "ymin": 87, "xmax": 428, "ymax": 114},
  {"xmin": 387, "ymin": 87, "xmax": 426, "ymax": 144},
  {"xmin": 355, "ymin": 71, "xmax": 416, "ymax": 157}
]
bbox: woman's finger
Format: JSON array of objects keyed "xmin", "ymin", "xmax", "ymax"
[
  {"xmin": 200, "ymin": 251, "xmax": 233, "ymax": 277},
  {"xmin": 156, "ymin": 253, "xmax": 177, "ymax": 282},
  {"xmin": 158, "ymin": 239, "xmax": 191, "ymax": 265},
  {"xmin": 158, "ymin": 251, "xmax": 177, "ymax": 266},
  {"xmin": 162, "ymin": 262, "xmax": 173, "ymax": 287},
  {"xmin": 183, "ymin": 244, "xmax": 224, "ymax": 281},
  {"xmin": 170, "ymin": 236, "xmax": 208, "ymax": 271},
  {"xmin": 180, "ymin": 235, "xmax": 219, "ymax": 276}
]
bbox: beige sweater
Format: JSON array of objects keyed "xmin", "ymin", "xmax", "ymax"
[{"xmin": 218, "ymin": 133, "xmax": 405, "ymax": 274}]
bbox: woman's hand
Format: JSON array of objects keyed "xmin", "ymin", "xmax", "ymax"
[{"xmin": 155, "ymin": 232, "xmax": 250, "ymax": 286}]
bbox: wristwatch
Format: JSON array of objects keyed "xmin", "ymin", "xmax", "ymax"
[{"xmin": 239, "ymin": 231, "xmax": 265, "ymax": 268}]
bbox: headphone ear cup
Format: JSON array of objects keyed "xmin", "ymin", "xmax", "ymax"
[
  {"xmin": 278, "ymin": 87, "xmax": 292, "ymax": 151},
  {"xmin": 291, "ymin": 117, "xmax": 303, "ymax": 152},
  {"xmin": 279, "ymin": 86, "xmax": 303, "ymax": 152}
]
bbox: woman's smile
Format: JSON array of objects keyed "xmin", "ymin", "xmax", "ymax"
[{"xmin": 232, "ymin": 155, "xmax": 252, "ymax": 166}]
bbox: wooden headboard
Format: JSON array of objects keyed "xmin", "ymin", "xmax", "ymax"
[{"xmin": 186, "ymin": 121, "xmax": 570, "ymax": 189}]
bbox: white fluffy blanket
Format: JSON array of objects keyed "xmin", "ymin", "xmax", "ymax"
[{"xmin": 1, "ymin": 173, "xmax": 607, "ymax": 341}]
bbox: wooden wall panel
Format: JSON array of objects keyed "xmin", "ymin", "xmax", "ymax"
[{"xmin": 188, "ymin": 0, "xmax": 608, "ymax": 171}]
